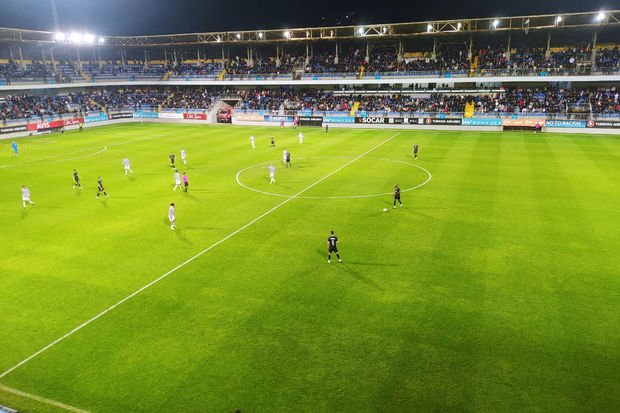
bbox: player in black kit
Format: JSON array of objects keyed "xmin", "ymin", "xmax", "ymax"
[
  {"xmin": 413, "ymin": 144, "xmax": 419, "ymax": 160},
  {"xmin": 96, "ymin": 177, "xmax": 108, "ymax": 199},
  {"xmin": 327, "ymin": 230, "xmax": 342, "ymax": 263},
  {"xmin": 393, "ymin": 184, "xmax": 402, "ymax": 208},
  {"xmin": 73, "ymin": 169, "xmax": 81, "ymax": 189},
  {"xmin": 169, "ymin": 153, "xmax": 176, "ymax": 168}
]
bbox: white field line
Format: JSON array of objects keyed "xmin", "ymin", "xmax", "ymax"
[
  {"xmin": 0, "ymin": 132, "xmax": 400, "ymax": 380},
  {"xmin": 236, "ymin": 156, "xmax": 432, "ymax": 199},
  {"xmin": 0, "ymin": 384, "xmax": 91, "ymax": 413},
  {"xmin": 1, "ymin": 134, "xmax": 167, "ymax": 169},
  {"xmin": 0, "ymin": 147, "xmax": 107, "ymax": 169}
]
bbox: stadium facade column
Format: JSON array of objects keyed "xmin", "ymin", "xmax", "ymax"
[
  {"xmin": 365, "ymin": 42, "xmax": 370, "ymax": 64},
  {"xmin": 591, "ymin": 31, "xmax": 598, "ymax": 68},
  {"xmin": 196, "ymin": 48, "xmax": 200, "ymax": 66},
  {"xmin": 49, "ymin": 48, "xmax": 57, "ymax": 71},
  {"xmin": 144, "ymin": 50, "xmax": 149, "ymax": 69},
  {"xmin": 398, "ymin": 40, "xmax": 403, "ymax": 63},
  {"xmin": 432, "ymin": 38, "xmax": 437, "ymax": 60},
  {"xmin": 247, "ymin": 46, "xmax": 253, "ymax": 67},
  {"xmin": 76, "ymin": 47, "xmax": 81, "ymax": 73},
  {"xmin": 335, "ymin": 42, "xmax": 339, "ymax": 64},
  {"xmin": 98, "ymin": 49, "xmax": 103, "ymax": 69},
  {"xmin": 18, "ymin": 46, "xmax": 25, "ymax": 70},
  {"xmin": 306, "ymin": 44, "xmax": 310, "ymax": 65},
  {"xmin": 506, "ymin": 34, "xmax": 511, "ymax": 61},
  {"xmin": 468, "ymin": 36, "xmax": 473, "ymax": 60},
  {"xmin": 545, "ymin": 33, "xmax": 552, "ymax": 58},
  {"xmin": 276, "ymin": 45, "xmax": 281, "ymax": 67}
]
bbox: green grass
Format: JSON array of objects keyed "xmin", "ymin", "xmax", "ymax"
[{"xmin": 0, "ymin": 124, "xmax": 618, "ymax": 413}]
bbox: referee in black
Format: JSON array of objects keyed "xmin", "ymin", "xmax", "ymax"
[{"xmin": 327, "ymin": 230, "xmax": 342, "ymax": 264}]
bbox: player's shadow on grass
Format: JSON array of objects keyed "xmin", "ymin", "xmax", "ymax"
[
  {"xmin": 182, "ymin": 192, "xmax": 200, "ymax": 201},
  {"xmin": 335, "ymin": 263, "xmax": 384, "ymax": 292},
  {"xmin": 98, "ymin": 198, "xmax": 109, "ymax": 208},
  {"xmin": 20, "ymin": 208, "xmax": 30, "ymax": 219},
  {"xmin": 128, "ymin": 175, "xmax": 137, "ymax": 182}
]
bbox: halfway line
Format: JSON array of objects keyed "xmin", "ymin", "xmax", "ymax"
[{"xmin": 0, "ymin": 132, "xmax": 400, "ymax": 380}]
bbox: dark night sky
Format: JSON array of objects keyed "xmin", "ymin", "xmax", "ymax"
[{"xmin": 0, "ymin": 0, "xmax": 619, "ymax": 35}]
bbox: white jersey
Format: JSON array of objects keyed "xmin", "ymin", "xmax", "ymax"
[
  {"xmin": 168, "ymin": 205, "xmax": 175, "ymax": 221},
  {"xmin": 298, "ymin": 133, "xmax": 303, "ymax": 143},
  {"xmin": 180, "ymin": 149, "xmax": 186, "ymax": 159},
  {"xmin": 283, "ymin": 150, "xmax": 288, "ymax": 161},
  {"xmin": 123, "ymin": 158, "xmax": 131, "ymax": 168},
  {"xmin": 269, "ymin": 165, "xmax": 276, "ymax": 176},
  {"xmin": 174, "ymin": 172, "xmax": 181, "ymax": 183},
  {"xmin": 250, "ymin": 136, "xmax": 255, "ymax": 143},
  {"xmin": 21, "ymin": 187, "xmax": 30, "ymax": 200}
]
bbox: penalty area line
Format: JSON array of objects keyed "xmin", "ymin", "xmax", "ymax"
[
  {"xmin": 0, "ymin": 384, "xmax": 91, "ymax": 413},
  {"xmin": 0, "ymin": 132, "xmax": 400, "ymax": 380}
]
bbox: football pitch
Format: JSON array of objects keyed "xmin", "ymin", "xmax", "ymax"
[{"xmin": 0, "ymin": 123, "xmax": 618, "ymax": 412}]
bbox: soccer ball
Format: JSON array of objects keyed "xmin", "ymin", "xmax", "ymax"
[{"xmin": 383, "ymin": 208, "xmax": 388, "ymax": 212}]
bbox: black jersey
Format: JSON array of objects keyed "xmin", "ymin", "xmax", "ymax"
[
  {"xmin": 413, "ymin": 145, "xmax": 419, "ymax": 153},
  {"xmin": 169, "ymin": 154, "xmax": 175, "ymax": 162},
  {"xmin": 328, "ymin": 235, "xmax": 338, "ymax": 251},
  {"xmin": 286, "ymin": 152, "xmax": 291, "ymax": 161},
  {"xmin": 73, "ymin": 171, "xmax": 80, "ymax": 181},
  {"xmin": 394, "ymin": 186, "xmax": 401, "ymax": 198},
  {"xmin": 97, "ymin": 179, "xmax": 104, "ymax": 191}
]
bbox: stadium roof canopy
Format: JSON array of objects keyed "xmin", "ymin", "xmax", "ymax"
[{"xmin": 0, "ymin": 10, "xmax": 618, "ymax": 47}]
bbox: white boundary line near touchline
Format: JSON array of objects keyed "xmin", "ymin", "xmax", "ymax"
[
  {"xmin": 0, "ymin": 384, "xmax": 91, "ymax": 413},
  {"xmin": 0, "ymin": 132, "xmax": 400, "ymax": 381},
  {"xmin": 236, "ymin": 156, "xmax": 433, "ymax": 199}
]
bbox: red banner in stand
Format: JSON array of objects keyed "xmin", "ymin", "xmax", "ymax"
[
  {"xmin": 183, "ymin": 113, "xmax": 207, "ymax": 120},
  {"xmin": 27, "ymin": 117, "xmax": 85, "ymax": 131}
]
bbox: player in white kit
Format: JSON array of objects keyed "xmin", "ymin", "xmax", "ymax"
[
  {"xmin": 250, "ymin": 136, "xmax": 255, "ymax": 149},
  {"xmin": 282, "ymin": 149, "xmax": 288, "ymax": 164},
  {"xmin": 298, "ymin": 132, "xmax": 303, "ymax": 144},
  {"xmin": 180, "ymin": 148, "xmax": 187, "ymax": 164},
  {"xmin": 168, "ymin": 203, "xmax": 176, "ymax": 230},
  {"xmin": 268, "ymin": 164, "xmax": 276, "ymax": 184},
  {"xmin": 122, "ymin": 158, "xmax": 134, "ymax": 175},
  {"xmin": 21, "ymin": 185, "xmax": 34, "ymax": 208},
  {"xmin": 173, "ymin": 170, "xmax": 182, "ymax": 191}
]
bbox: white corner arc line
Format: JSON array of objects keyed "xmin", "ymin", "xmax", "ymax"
[
  {"xmin": 236, "ymin": 156, "xmax": 432, "ymax": 199},
  {"xmin": 0, "ymin": 384, "xmax": 91, "ymax": 413},
  {"xmin": 0, "ymin": 132, "xmax": 400, "ymax": 380}
]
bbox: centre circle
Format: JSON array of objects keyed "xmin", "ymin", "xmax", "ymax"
[{"xmin": 235, "ymin": 157, "xmax": 432, "ymax": 199}]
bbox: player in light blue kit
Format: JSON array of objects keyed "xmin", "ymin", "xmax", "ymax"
[{"xmin": 11, "ymin": 141, "xmax": 18, "ymax": 156}]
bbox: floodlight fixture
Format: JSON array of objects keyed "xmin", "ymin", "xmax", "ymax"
[
  {"xmin": 70, "ymin": 32, "xmax": 83, "ymax": 43},
  {"xmin": 492, "ymin": 19, "xmax": 500, "ymax": 29},
  {"xmin": 84, "ymin": 33, "xmax": 95, "ymax": 44},
  {"xmin": 457, "ymin": 22, "xmax": 462, "ymax": 30},
  {"xmin": 284, "ymin": 31, "xmax": 291, "ymax": 39},
  {"xmin": 555, "ymin": 16, "xmax": 562, "ymax": 24},
  {"xmin": 54, "ymin": 32, "xmax": 66, "ymax": 41},
  {"xmin": 98, "ymin": 37, "xmax": 105, "ymax": 45},
  {"xmin": 258, "ymin": 32, "xmax": 264, "ymax": 39},
  {"xmin": 427, "ymin": 24, "xmax": 433, "ymax": 33},
  {"xmin": 236, "ymin": 33, "xmax": 241, "ymax": 39},
  {"xmin": 358, "ymin": 27, "xmax": 364, "ymax": 35},
  {"xmin": 596, "ymin": 11, "xmax": 606, "ymax": 22}
]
